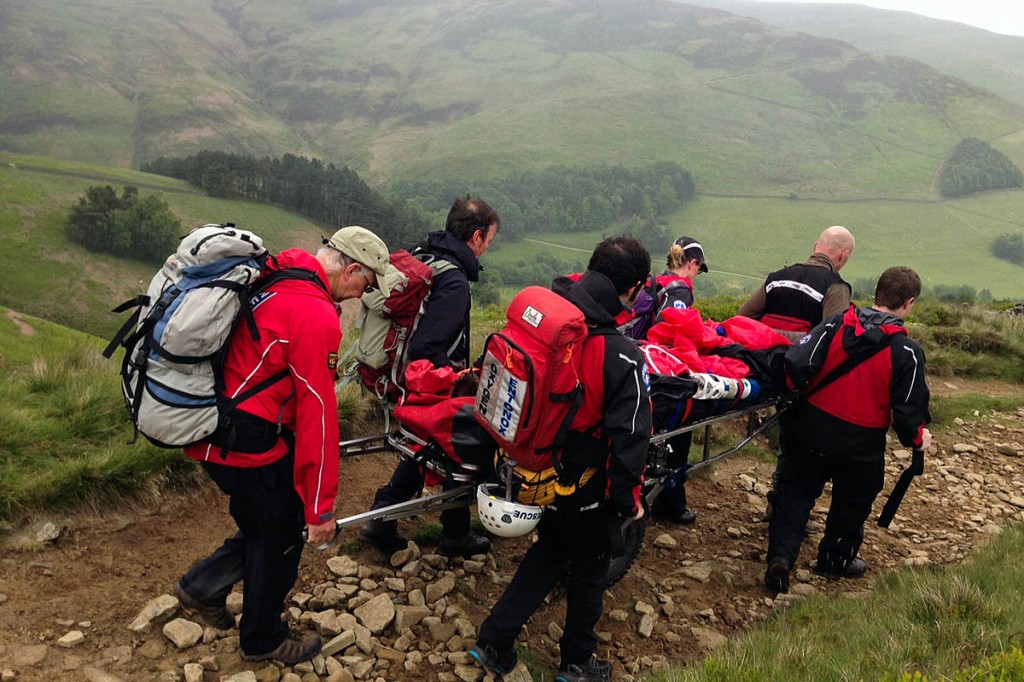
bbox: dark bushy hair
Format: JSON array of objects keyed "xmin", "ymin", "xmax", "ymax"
[
  {"xmin": 587, "ymin": 236, "xmax": 651, "ymax": 296},
  {"xmin": 875, "ymin": 266, "xmax": 922, "ymax": 309},
  {"xmin": 445, "ymin": 196, "xmax": 501, "ymax": 242}
]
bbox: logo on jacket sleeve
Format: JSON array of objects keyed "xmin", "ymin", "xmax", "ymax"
[{"xmin": 327, "ymin": 352, "xmax": 339, "ymax": 370}]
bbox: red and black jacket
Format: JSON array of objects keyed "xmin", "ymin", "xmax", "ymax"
[
  {"xmin": 551, "ymin": 271, "xmax": 652, "ymax": 518},
  {"xmin": 783, "ymin": 306, "xmax": 930, "ymax": 460},
  {"xmin": 763, "ymin": 261, "xmax": 848, "ymax": 335}
]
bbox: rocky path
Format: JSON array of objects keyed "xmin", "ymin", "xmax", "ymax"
[{"xmin": 1, "ymin": 401, "xmax": 1022, "ymax": 682}]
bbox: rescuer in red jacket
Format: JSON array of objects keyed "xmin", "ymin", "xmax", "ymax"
[
  {"xmin": 764, "ymin": 266, "xmax": 932, "ymax": 594},
  {"xmin": 174, "ymin": 226, "xmax": 390, "ymax": 665}
]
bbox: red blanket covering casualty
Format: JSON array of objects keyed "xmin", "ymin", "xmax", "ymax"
[
  {"xmin": 393, "ymin": 360, "xmax": 493, "ymax": 486},
  {"xmin": 641, "ymin": 308, "xmax": 792, "ymax": 379}
]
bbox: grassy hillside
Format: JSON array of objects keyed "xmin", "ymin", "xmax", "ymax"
[
  {"xmin": 484, "ymin": 193, "xmax": 1024, "ymax": 299},
  {"xmin": 687, "ymin": 0, "xmax": 1024, "ymax": 108},
  {"xmin": 2, "ymin": 0, "xmax": 1023, "ymax": 201},
  {"xmin": 0, "ymin": 152, "xmax": 329, "ymax": 338}
]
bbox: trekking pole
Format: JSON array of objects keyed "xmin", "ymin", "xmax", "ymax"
[{"xmin": 878, "ymin": 449, "xmax": 924, "ymax": 528}]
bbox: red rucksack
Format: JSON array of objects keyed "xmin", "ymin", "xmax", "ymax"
[
  {"xmin": 473, "ymin": 286, "xmax": 589, "ymax": 473},
  {"xmin": 353, "ymin": 249, "xmax": 456, "ymax": 402}
]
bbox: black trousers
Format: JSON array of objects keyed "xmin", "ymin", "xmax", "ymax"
[
  {"xmin": 372, "ymin": 456, "xmax": 470, "ymax": 536},
  {"xmin": 651, "ymin": 431, "xmax": 691, "ymax": 517},
  {"xmin": 766, "ymin": 440, "xmax": 884, "ymax": 573},
  {"xmin": 476, "ymin": 503, "xmax": 612, "ymax": 670},
  {"xmin": 178, "ymin": 454, "xmax": 305, "ymax": 655}
]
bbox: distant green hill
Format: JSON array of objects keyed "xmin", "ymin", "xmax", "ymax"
[
  {"xmin": 0, "ymin": 152, "xmax": 328, "ymax": 338},
  {"xmin": 2, "ymin": 0, "xmax": 1023, "ymax": 201},
  {"xmin": 686, "ymin": 0, "xmax": 1024, "ymax": 107}
]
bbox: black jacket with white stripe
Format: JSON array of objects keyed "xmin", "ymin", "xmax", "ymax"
[{"xmin": 781, "ymin": 306, "xmax": 931, "ymax": 461}]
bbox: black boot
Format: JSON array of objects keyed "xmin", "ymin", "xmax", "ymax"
[
  {"xmin": 359, "ymin": 518, "xmax": 408, "ymax": 554},
  {"xmin": 764, "ymin": 556, "xmax": 791, "ymax": 593},
  {"xmin": 438, "ymin": 532, "xmax": 491, "ymax": 558}
]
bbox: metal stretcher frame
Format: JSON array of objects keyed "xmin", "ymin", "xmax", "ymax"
[{"xmin": 330, "ymin": 395, "xmax": 784, "ymax": 535}]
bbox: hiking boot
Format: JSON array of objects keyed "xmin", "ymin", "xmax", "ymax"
[
  {"xmin": 173, "ymin": 580, "xmax": 235, "ymax": 630},
  {"xmin": 764, "ymin": 556, "xmax": 791, "ymax": 594},
  {"xmin": 815, "ymin": 557, "xmax": 868, "ymax": 580},
  {"xmin": 655, "ymin": 507, "xmax": 697, "ymax": 525},
  {"xmin": 439, "ymin": 532, "xmax": 491, "ymax": 558},
  {"xmin": 242, "ymin": 629, "xmax": 322, "ymax": 665},
  {"xmin": 359, "ymin": 518, "xmax": 409, "ymax": 554},
  {"xmin": 555, "ymin": 656, "xmax": 612, "ymax": 682},
  {"xmin": 469, "ymin": 642, "xmax": 517, "ymax": 675}
]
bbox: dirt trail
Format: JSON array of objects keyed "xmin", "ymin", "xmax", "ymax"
[{"xmin": 1, "ymin": 383, "xmax": 1022, "ymax": 682}]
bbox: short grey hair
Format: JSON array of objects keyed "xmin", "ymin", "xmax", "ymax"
[
  {"xmin": 317, "ymin": 245, "xmax": 354, "ymax": 277},
  {"xmin": 317, "ymin": 246, "xmax": 372, "ymax": 280}
]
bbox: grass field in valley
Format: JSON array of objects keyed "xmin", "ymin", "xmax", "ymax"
[
  {"xmin": 0, "ymin": 152, "xmax": 327, "ymax": 338},
  {"xmin": 482, "ymin": 193, "xmax": 1024, "ymax": 300}
]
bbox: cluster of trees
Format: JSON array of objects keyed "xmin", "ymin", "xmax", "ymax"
[
  {"xmin": 395, "ymin": 162, "xmax": 695, "ymax": 242},
  {"xmin": 939, "ymin": 138, "xmax": 1023, "ymax": 198},
  {"xmin": 142, "ymin": 152, "xmax": 429, "ymax": 248},
  {"xmin": 992, "ymin": 233, "xmax": 1024, "ymax": 267},
  {"xmin": 65, "ymin": 185, "xmax": 180, "ymax": 264}
]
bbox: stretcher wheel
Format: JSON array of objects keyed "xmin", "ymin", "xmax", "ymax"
[{"xmin": 605, "ymin": 516, "xmax": 646, "ymax": 587}]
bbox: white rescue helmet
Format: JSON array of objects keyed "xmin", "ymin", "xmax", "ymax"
[{"xmin": 476, "ymin": 483, "xmax": 543, "ymax": 538}]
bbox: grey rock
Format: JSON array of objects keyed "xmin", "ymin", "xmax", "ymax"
[
  {"xmin": 56, "ymin": 630, "xmax": 85, "ymax": 648},
  {"xmin": 425, "ymin": 575, "xmax": 456, "ymax": 604},
  {"xmin": 353, "ymin": 594, "xmax": 395, "ymax": 635},
  {"xmin": 183, "ymin": 663, "xmax": 204, "ymax": 682},
  {"xmin": 691, "ymin": 626, "xmax": 728, "ymax": 650},
  {"xmin": 322, "ymin": 630, "xmax": 358, "ymax": 656},
  {"xmin": 394, "ymin": 605, "xmax": 431, "ymax": 632},
  {"xmin": 653, "ymin": 534, "xmax": 677, "ymax": 548},
  {"xmin": 162, "ymin": 618, "xmax": 203, "ymax": 649},
  {"xmin": 327, "ymin": 555, "xmax": 360, "ymax": 578},
  {"xmin": 36, "ymin": 521, "xmax": 62, "ymax": 543},
  {"xmin": 128, "ymin": 594, "xmax": 179, "ymax": 633}
]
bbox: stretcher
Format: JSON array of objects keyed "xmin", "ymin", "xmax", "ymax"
[{"xmin": 330, "ymin": 383, "xmax": 784, "ymax": 584}]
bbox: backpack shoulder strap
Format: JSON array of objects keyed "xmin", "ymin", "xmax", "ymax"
[
  {"xmin": 801, "ymin": 334, "xmax": 893, "ymax": 402},
  {"xmin": 239, "ymin": 266, "xmax": 330, "ymax": 340}
]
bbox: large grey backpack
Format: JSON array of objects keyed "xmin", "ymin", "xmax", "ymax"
[{"xmin": 104, "ymin": 223, "xmax": 324, "ymax": 448}]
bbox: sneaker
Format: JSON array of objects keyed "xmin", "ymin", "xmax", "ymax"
[
  {"xmin": 469, "ymin": 642, "xmax": 517, "ymax": 675},
  {"xmin": 815, "ymin": 557, "xmax": 868, "ymax": 580},
  {"xmin": 555, "ymin": 656, "xmax": 612, "ymax": 682},
  {"xmin": 655, "ymin": 508, "xmax": 697, "ymax": 525},
  {"xmin": 242, "ymin": 629, "xmax": 322, "ymax": 665},
  {"xmin": 439, "ymin": 532, "xmax": 491, "ymax": 558},
  {"xmin": 173, "ymin": 580, "xmax": 235, "ymax": 630},
  {"xmin": 764, "ymin": 556, "xmax": 791, "ymax": 594},
  {"xmin": 359, "ymin": 518, "xmax": 409, "ymax": 554}
]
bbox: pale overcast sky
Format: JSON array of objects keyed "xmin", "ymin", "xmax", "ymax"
[{"xmin": 754, "ymin": 0, "xmax": 1024, "ymax": 37}]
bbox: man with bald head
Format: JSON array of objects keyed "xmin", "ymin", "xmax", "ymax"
[
  {"xmin": 739, "ymin": 226, "xmax": 856, "ymax": 523},
  {"xmin": 738, "ymin": 225, "xmax": 855, "ymax": 342}
]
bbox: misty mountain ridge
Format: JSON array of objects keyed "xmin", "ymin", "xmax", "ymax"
[{"xmin": 1, "ymin": 0, "xmax": 1022, "ymax": 201}]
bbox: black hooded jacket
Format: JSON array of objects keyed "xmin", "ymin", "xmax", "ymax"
[
  {"xmin": 408, "ymin": 230, "xmax": 483, "ymax": 369},
  {"xmin": 551, "ymin": 271, "xmax": 652, "ymax": 517}
]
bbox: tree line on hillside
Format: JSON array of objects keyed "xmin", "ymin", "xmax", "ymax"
[
  {"xmin": 992, "ymin": 233, "xmax": 1024, "ymax": 268},
  {"xmin": 939, "ymin": 138, "xmax": 1023, "ymax": 198},
  {"xmin": 141, "ymin": 152, "xmax": 430, "ymax": 248},
  {"xmin": 65, "ymin": 185, "xmax": 180, "ymax": 264},
  {"xmin": 394, "ymin": 161, "xmax": 695, "ymax": 247}
]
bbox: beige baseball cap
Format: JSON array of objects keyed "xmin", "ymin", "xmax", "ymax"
[{"xmin": 324, "ymin": 226, "xmax": 392, "ymax": 297}]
